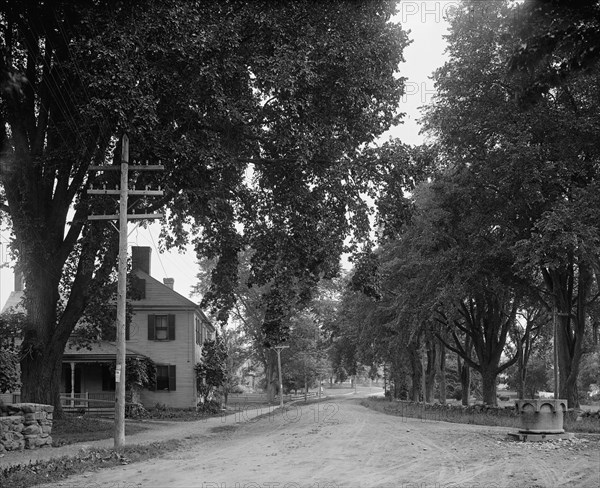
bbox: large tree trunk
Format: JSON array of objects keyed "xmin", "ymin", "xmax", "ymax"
[
  {"xmin": 517, "ymin": 351, "xmax": 525, "ymax": 400},
  {"xmin": 558, "ymin": 313, "xmax": 582, "ymax": 407},
  {"xmin": 480, "ymin": 368, "xmax": 498, "ymax": 406},
  {"xmin": 458, "ymin": 354, "xmax": 471, "ymax": 406},
  {"xmin": 265, "ymin": 350, "xmax": 279, "ymax": 403},
  {"xmin": 437, "ymin": 338, "xmax": 446, "ymax": 404},
  {"xmin": 425, "ymin": 339, "xmax": 436, "ymax": 403},
  {"xmin": 20, "ymin": 265, "xmax": 68, "ymax": 417},
  {"xmin": 548, "ymin": 262, "xmax": 591, "ymax": 408},
  {"xmin": 408, "ymin": 343, "xmax": 422, "ymax": 402},
  {"xmin": 20, "ymin": 348, "xmax": 64, "ymax": 415},
  {"xmin": 391, "ymin": 365, "xmax": 404, "ymax": 400}
]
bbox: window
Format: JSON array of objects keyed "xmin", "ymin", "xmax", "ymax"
[
  {"xmin": 155, "ymin": 365, "xmax": 176, "ymax": 391},
  {"xmin": 147, "ymin": 314, "xmax": 175, "ymax": 340},
  {"xmin": 155, "ymin": 316, "xmax": 168, "ymax": 340}
]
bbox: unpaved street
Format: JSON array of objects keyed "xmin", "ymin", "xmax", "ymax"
[{"xmin": 38, "ymin": 396, "xmax": 599, "ymax": 488}]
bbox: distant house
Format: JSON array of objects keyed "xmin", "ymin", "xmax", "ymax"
[{"xmin": 1, "ymin": 246, "xmax": 215, "ymax": 410}]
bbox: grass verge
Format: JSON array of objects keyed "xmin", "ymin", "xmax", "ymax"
[
  {"xmin": 361, "ymin": 398, "xmax": 600, "ymax": 434},
  {"xmin": 52, "ymin": 416, "xmax": 149, "ymax": 446},
  {"xmin": 1, "ymin": 438, "xmax": 185, "ymax": 488}
]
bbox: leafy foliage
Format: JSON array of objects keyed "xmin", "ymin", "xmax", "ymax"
[
  {"xmin": 0, "ymin": 312, "xmax": 25, "ymax": 393},
  {"xmin": 195, "ymin": 336, "xmax": 228, "ymax": 404},
  {"xmin": 0, "ymin": 349, "xmax": 19, "ymax": 394},
  {"xmin": 0, "ymin": 0, "xmax": 409, "ymax": 408},
  {"xmin": 509, "ymin": 0, "xmax": 600, "ymax": 102},
  {"xmin": 105, "ymin": 356, "xmax": 156, "ymax": 392},
  {"xmin": 420, "ymin": 0, "xmax": 600, "ymax": 407}
]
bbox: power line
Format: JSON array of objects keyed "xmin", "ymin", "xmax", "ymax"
[{"xmin": 148, "ymin": 229, "xmax": 168, "ymax": 279}]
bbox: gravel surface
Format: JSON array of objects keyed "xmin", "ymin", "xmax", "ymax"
[{"xmin": 30, "ymin": 393, "xmax": 600, "ymax": 488}]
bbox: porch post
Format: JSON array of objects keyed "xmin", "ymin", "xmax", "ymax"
[{"xmin": 70, "ymin": 362, "xmax": 76, "ymax": 408}]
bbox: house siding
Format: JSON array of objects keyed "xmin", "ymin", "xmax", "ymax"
[
  {"xmin": 129, "ymin": 309, "xmax": 199, "ymax": 408},
  {"xmin": 125, "ymin": 270, "xmax": 213, "ymax": 409},
  {"xmin": 0, "ymin": 253, "xmax": 214, "ymax": 410}
]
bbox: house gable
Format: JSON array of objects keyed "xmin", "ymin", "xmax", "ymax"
[{"xmin": 132, "ymin": 269, "xmax": 198, "ymax": 310}]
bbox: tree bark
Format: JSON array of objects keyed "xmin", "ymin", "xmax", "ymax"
[
  {"xmin": 481, "ymin": 368, "xmax": 498, "ymax": 406},
  {"xmin": 265, "ymin": 350, "xmax": 278, "ymax": 403},
  {"xmin": 460, "ymin": 357, "xmax": 470, "ymax": 406},
  {"xmin": 425, "ymin": 339, "xmax": 436, "ymax": 403},
  {"xmin": 304, "ymin": 373, "xmax": 308, "ymax": 402},
  {"xmin": 546, "ymin": 262, "xmax": 591, "ymax": 408},
  {"xmin": 20, "ymin": 347, "xmax": 65, "ymax": 416},
  {"xmin": 20, "ymin": 263, "xmax": 67, "ymax": 417},
  {"xmin": 437, "ymin": 338, "xmax": 446, "ymax": 404},
  {"xmin": 408, "ymin": 343, "xmax": 422, "ymax": 401},
  {"xmin": 517, "ymin": 351, "xmax": 525, "ymax": 400}
]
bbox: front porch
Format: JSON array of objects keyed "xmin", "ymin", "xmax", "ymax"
[
  {"xmin": 59, "ymin": 391, "xmax": 116, "ymax": 417},
  {"xmin": 61, "ymin": 341, "xmax": 146, "ymax": 417}
]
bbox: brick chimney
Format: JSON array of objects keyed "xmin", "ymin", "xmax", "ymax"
[
  {"xmin": 132, "ymin": 246, "xmax": 151, "ymax": 275},
  {"xmin": 163, "ymin": 278, "xmax": 174, "ymax": 290}
]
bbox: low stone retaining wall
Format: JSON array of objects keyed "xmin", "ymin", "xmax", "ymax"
[
  {"xmin": 399, "ymin": 400, "xmax": 518, "ymax": 415},
  {"xmin": 375, "ymin": 399, "xmax": 600, "ymax": 422},
  {"xmin": 0, "ymin": 403, "xmax": 53, "ymax": 452},
  {"xmin": 577, "ymin": 409, "xmax": 600, "ymax": 419},
  {"xmin": 371, "ymin": 398, "xmax": 521, "ymax": 422}
]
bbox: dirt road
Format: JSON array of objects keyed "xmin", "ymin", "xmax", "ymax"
[{"xmin": 38, "ymin": 395, "xmax": 599, "ymax": 488}]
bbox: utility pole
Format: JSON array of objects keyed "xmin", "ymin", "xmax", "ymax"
[
  {"xmin": 274, "ymin": 345, "xmax": 289, "ymax": 409},
  {"xmin": 553, "ymin": 305, "xmax": 558, "ymax": 400},
  {"xmin": 88, "ymin": 134, "xmax": 163, "ymax": 450},
  {"xmin": 114, "ymin": 135, "xmax": 129, "ymax": 448}
]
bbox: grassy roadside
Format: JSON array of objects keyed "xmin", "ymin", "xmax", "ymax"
[
  {"xmin": 52, "ymin": 417, "xmax": 149, "ymax": 446},
  {"xmin": 1, "ymin": 438, "xmax": 187, "ymax": 488},
  {"xmin": 2, "ymin": 409, "xmax": 228, "ymax": 488},
  {"xmin": 360, "ymin": 397, "xmax": 600, "ymax": 434}
]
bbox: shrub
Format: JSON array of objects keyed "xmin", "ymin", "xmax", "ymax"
[
  {"xmin": 126, "ymin": 402, "xmax": 149, "ymax": 419},
  {"xmin": 197, "ymin": 399, "xmax": 221, "ymax": 414}
]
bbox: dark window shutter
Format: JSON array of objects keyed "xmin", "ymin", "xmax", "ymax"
[
  {"xmin": 168, "ymin": 314, "xmax": 176, "ymax": 340},
  {"xmin": 126, "ymin": 322, "xmax": 130, "ymax": 341},
  {"xmin": 168, "ymin": 365, "xmax": 176, "ymax": 391},
  {"xmin": 148, "ymin": 315, "xmax": 155, "ymax": 340}
]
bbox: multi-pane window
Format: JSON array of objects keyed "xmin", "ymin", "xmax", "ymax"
[
  {"xmin": 147, "ymin": 314, "xmax": 175, "ymax": 341},
  {"xmin": 155, "ymin": 365, "xmax": 176, "ymax": 391},
  {"xmin": 155, "ymin": 315, "xmax": 168, "ymax": 340}
]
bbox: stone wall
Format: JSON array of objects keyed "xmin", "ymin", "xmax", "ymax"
[{"xmin": 0, "ymin": 403, "xmax": 53, "ymax": 452}]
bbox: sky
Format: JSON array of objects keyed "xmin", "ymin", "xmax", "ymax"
[{"xmin": 0, "ymin": 1, "xmax": 451, "ymax": 308}]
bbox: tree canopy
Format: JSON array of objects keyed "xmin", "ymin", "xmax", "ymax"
[
  {"xmin": 0, "ymin": 0, "xmax": 409, "ymax": 411},
  {"xmin": 330, "ymin": 0, "xmax": 600, "ymax": 408}
]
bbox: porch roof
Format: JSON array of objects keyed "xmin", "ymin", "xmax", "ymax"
[{"xmin": 63, "ymin": 341, "xmax": 146, "ymax": 363}]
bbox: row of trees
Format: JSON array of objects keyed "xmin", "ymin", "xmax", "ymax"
[
  {"xmin": 5, "ymin": 0, "xmax": 598, "ymax": 413},
  {"xmin": 195, "ymin": 251, "xmax": 336, "ymax": 402},
  {"xmin": 330, "ymin": 0, "xmax": 600, "ymax": 408}
]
